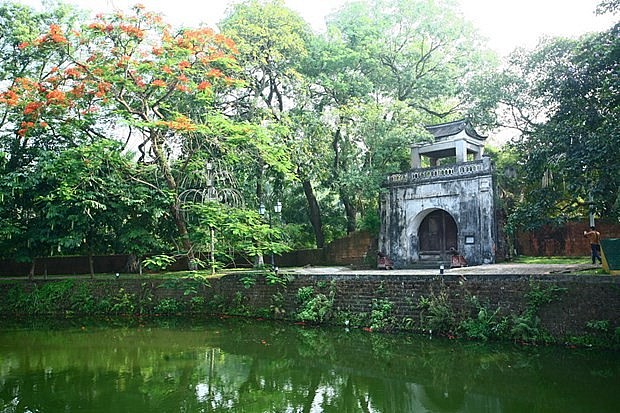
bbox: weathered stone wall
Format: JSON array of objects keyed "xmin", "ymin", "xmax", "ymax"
[
  {"xmin": 380, "ymin": 158, "xmax": 496, "ymax": 267},
  {"xmin": 2, "ymin": 273, "xmax": 618, "ymax": 340}
]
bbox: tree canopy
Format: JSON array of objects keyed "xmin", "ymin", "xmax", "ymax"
[{"xmin": 0, "ymin": 0, "xmax": 616, "ymax": 272}]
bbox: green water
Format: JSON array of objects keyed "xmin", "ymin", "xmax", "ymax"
[{"xmin": 0, "ymin": 317, "xmax": 618, "ymax": 413}]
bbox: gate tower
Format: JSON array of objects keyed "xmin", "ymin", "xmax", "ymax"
[{"xmin": 379, "ymin": 119, "xmax": 497, "ymax": 267}]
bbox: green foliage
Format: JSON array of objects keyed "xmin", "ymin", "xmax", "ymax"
[
  {"xmin": 296, "ymin": 286, "xmax": 315, "ymax": 303},
  {"xmin": 478, "ymin": 25, "xmax": 620, "ymax": 231},
  {"xmin": 369, "ymin": 298, "xmax": 395, "ymax": 331},
  {"xmin": 265, "ymin": 271, "xmax": 290, "ymax": 287},
  {"xmin": 270, "ymin": 291, "xmax": 286, "ymax": 318},
  {"xmin": 229, "ymin": 291, "xmax": 250, "ymax": 316},
  {"xmin": 506, "ymin": 282, "xmax": 566, "ymax": 344},
  {"xmin": 189, "ymin": 296, "xmax": 206, "ymax": 312},
  {"xmin": 143, "ymin": 255, "xmax": 176, "ymax": 271},
  {"xmin": 189, "ymin": 202, "xmax": 291, "ymax": 269},
  {"xmin": 296, "ymin": 285, "xmax": 335, "ymax": 323},
  {"xmin": 240, "ymin": 273, "xmax": 258, "ymax": 289},
  {"xmin": 586, "ymin": 319, "xmax": 610, "ymax": 332},
  {"xmin": 154, "ymin": 298, "xmax": 181, "ymax": 315},
  {"xmin": 525, "ymin": 282, "xmax": 567, "ymax": 313},
  {"xmin": 459, "ymin": 297, "xmax": 503, "ymax": 341},
  {"xmin": 110, "ymin": 288, "xmax": 136, "ymax": 315},
  {"xmin": 418, "ymin": 289, "xmax": 456, "ymax": 335}
]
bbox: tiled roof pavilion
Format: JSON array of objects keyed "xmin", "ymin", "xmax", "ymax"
[{"xmin": 411, "ymin": 119, "xmax": 486, "ymax": 167}]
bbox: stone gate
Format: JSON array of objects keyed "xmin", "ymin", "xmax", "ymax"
[{"xmin": 379, "ymin": 119, "xmax": 497, "ymax": 267}]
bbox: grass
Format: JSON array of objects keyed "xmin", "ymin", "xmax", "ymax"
[
  {"xmin": 512, "ymin": 256, "xmax": 590, "ymax": 264},
  {"xmin": 511, "ymin": 255, "xmax": 610, "ymax": 275}
]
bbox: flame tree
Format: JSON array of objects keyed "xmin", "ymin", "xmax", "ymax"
[{"xmin": 1, "ymin": 4, "xmax": 290, "ymax": 268}]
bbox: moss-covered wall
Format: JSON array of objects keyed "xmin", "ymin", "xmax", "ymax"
[{"xmin": 1, "ymin": 273, "xmax": 618, "ymax": 346}]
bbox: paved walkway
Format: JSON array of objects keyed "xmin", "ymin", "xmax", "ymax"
[{"xmin": 288, "ymin": 262, "xmax": 599, "ymax": 276}]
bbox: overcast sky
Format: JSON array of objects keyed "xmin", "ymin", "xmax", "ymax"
[{"xmin": 13, "ymin": 0, "xmax": 618, "ymax": 56}]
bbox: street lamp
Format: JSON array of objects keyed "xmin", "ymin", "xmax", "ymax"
[
  {"xmin": 258, "ymin": 200, "xmax": 282, "ymax": 272},
  {"xmin": 207, "ymin": 161, "xmax": 216, "ymax": 275}
]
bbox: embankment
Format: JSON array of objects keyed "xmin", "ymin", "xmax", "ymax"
[{"xmin": 0, "ymin": 272, "xmax": 618, "ymax": 346}]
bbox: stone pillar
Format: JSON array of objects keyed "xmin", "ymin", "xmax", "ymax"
[
  {"xmin": 456, "ymin": 140, "xmax": 467, "ymax": 163},
  {"xmin": 474, "ymin": 146, "xmax": 484, "ymax": 160},
  {"xmin": 411, "ymin": 145, "xmax": 421, "ymax": 168}
]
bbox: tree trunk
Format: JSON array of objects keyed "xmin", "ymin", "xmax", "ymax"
[
  {"xmin": 331, "ymin": 127, "xmax": 356, "ymax": 233},
  {"xmin": 340, "ymin": 190, "xmax": 357, "ymax": 234},
  {"xmin": 302, "ymin": 179, "xmax": 324, "ymax": 248},
  {"xmin": 150, "ymin": 130, "xmax": 195, "ymax": 267}
]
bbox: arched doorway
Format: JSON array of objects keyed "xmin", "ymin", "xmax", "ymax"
[{"xmin": 418, "ymin": 210, "xmax": 457, "ymax": 260}]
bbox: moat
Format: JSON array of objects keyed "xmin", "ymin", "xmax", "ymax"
[{"xmin": 1, "ymin": 317, "xmax": 618, "ymax": 412}]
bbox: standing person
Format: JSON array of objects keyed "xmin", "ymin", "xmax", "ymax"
[{"xmin": 584, "ymin": 226, "xmax": 603, "ymax": 264}]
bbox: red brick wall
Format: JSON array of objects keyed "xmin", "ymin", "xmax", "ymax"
[
  {"xmin": 516, "ymin": 220, "xmax": 620, "ymax": 256},
  {"xmin": 277, "ymin": 231, "xmax": 376, "ymax": 268}
]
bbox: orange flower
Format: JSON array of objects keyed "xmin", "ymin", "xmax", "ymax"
[
  {"xmin": 88, "ymin": 22, "xmax": 105, "ymax": 31},
  {"xmin": 18, "ymin": 42, "xmax": 29, "ymax": 49},
  {"xmin": 178, "ymin": 61, "xmax": 191, "ymax": 70},
  {"xmin": 207, "ymin": 68, "xmax": 223, "ymax": 78},
  {"xmin": 64, "ymin": 67, "xmax": 82, "ymax": 78},
  {"xmin": 162, "ymin": 66, "xmax": 173, "ymax": 74},
  {"xmin": 119, "ymin": 24, "xmax": 144, "ymax": 39},
  {"xmin": 23, "ymin": 101, "xmax": 43, "ymax": 115},
  {"xmin": 95, "ymin": 82, "xmax": 111, "ymax": 98},
  {"xmin": 0, "ymin": 90, "xmax": 19, "ymax": 106},
  {"xmin": 70, "ymin": 84, "xmax": 85, "ymax": 98},
  {"xmin": 46, "ymin": 90, "xmax": 66, "ymax": 104},
  {"xmin": 177, "ymin": 74, "xmax": 188, "ymax": 82},
  {"xmin": 197, "ymin": 81, "xmax": 211, "ymax": 91},
  {"xmin": 151, "ymin": 79, "xmax": 166, "ymax": 88},
  {"xmin": 158, "ymin": 115, "xmax": 196, "ymax": 131},
  {"xmin": 40, "ymin": 121, "xmax": 49, "ymax": 128},
  {"xmin": 48, "ymin": 24, "xmax": 68, "ymax": 44}
]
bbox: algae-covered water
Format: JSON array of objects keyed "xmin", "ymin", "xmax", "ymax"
[{"xmin": 0, "ymin": 317, "xmax": 618, "ymax": 412}]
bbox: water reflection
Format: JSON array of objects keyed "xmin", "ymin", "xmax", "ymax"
[{"xmin": 0, "ymin": 317, "xmax": 618, "ymax": 412}]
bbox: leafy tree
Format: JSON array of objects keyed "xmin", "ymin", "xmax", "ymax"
[
  {"xmin": 479, "ymin": 25, "xmax": 620, "ymax": 232},
  {"xmin": 220, "ymin": 0, "xmax": 328, "ymax": 246},
  {"xmin": 304, "ymin": 0, "xmax": 493, "ymax": 233},
  {"xmin": 34, "ymin": 140, "xmax": 168, "ymax": 276},
  {"xmin": 0, "ymin": 3, "xmax": 295, "ymax": 268}
]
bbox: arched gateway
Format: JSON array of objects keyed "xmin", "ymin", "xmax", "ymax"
[
  {"xmin": 418, "ymin": 209, "xmax": 458, "ymax": 261},
  {"xmin": 379, "ymin": 119, "xmax": 497, "ymax": 268}
]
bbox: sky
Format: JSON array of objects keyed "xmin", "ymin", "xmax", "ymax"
[{"xmin": 13, "ymin": 0, "xmax": 618, "ymax": 57}]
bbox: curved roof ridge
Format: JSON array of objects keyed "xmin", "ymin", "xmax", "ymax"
[{"xmin": 425, "ymin": 119, "xmax": 486, "ymax": 141}]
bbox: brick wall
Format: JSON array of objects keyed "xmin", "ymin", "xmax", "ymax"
[
  {"xmin": 277, "ymin": 231, "xmax": 376, "ymax": 268},
  {"xmin": 2, "ymin": 273, "xmax": 618, "ymax": 340},
  {"xmin": 516, "ymin": 220, "xmax": 620, "ymax": 257},
  {"xmin": 220, "ymin": 273, "xmax": 619, "ymax": 338}
]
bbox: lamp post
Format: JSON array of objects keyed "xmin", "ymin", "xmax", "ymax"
[
  {"xmin": 206, "ymin": 162, "xmax": 216, "ymax": 275},
  {"xmin": 259, "ymin": 200, "xmax": 282, "ymax": 272}
]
